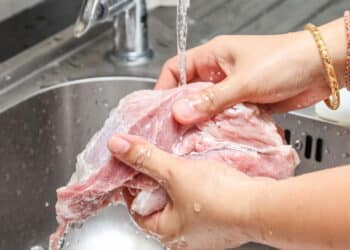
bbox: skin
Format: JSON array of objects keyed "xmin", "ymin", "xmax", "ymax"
[{"xmin": 108, "ymin": 17, "xmax": 350, "ymax": 250}]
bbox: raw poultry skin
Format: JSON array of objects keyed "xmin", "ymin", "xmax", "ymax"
[{"xmin": 49, "ymin": 82, "xmax": 299, "ymax": 250}]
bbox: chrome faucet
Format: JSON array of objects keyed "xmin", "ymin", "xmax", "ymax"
[{"xmin": 75, "ymin": 0, "xmax": 153, "ymax": 64}]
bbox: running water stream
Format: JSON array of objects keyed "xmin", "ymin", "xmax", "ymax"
[{"xmin": 177, "ymin": 0, "xmax": 190, "ymax": 86}]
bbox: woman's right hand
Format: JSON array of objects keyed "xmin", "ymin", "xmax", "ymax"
[{"xmin": 156, "ymin": 19, "xmax": 346, "ymax": 125}]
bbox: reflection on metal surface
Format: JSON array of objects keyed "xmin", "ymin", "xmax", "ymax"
[
  {"xmin": 63, "ymin": 205, "xmax": 163, "ymax": 250},
  {"xmin": 75, "ymin": 0, "xmax": 153, "ymax": 64}
]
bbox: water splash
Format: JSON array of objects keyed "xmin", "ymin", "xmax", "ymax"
[
  {"xmin": 193, "ymin": 202, "xmax": 201, "ymax": 213},
  {"xmin": 177, "ymin": 0, "xmax": 190, "ymax": 86},
  {"xmin": 30, "ymin": 245, "xmax": 44, "ymax": 250}
]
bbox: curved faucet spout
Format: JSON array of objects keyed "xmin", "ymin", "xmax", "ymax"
[{"xmin": 75, "ymin": 0, "xmax": 153, "ymax": 64}]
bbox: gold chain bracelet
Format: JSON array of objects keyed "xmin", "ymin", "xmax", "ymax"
[{"xmin": 304, "ymin": 23, "xmax": 340, "ymax": 110}]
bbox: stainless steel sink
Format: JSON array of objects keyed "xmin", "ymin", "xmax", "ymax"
[{"xmin": 0, "ymin": 77, "xmax": 165, "ymax": 250}]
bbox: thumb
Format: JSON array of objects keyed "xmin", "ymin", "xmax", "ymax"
[
  {"xmin": 108, "ymin": 134, "xmax": 183, "ymax": 187},
  {"xmin": 172, "ymin": 76, "xmax": 246, "ymax": 125}
]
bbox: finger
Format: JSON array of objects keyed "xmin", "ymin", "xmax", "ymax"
[
  {"xmin": 132, "ymin": 203, "xmax": 180, "ymax": 239},
  {"xmin": 124, "ymin": 186, "xmax": 180, "ymax": 238},
  {"xmin": 155, "ymin": 58, "xmax": 179, "ymax": 89},
  {"xmin": 155, "ymin": 44, "xmax": 226, "ymax": 90},
  {"xmin": 155, "ymin": 48, "xmax": 203, "ymax": 89},
  {"xmin": 108, "ymin": 134, "xmax": 185, "ymax": 186},
  {"xmin": 172, "ymin": 75, "xmax": 246, "ymax": 125}
]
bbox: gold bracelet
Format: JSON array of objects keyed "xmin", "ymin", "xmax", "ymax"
[{"xmin": 304, "ymin": 23, "xmax": 341, "ymax": 110}]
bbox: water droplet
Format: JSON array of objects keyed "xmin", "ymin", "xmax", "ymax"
[
  {"xmin": 102, "ymin": 100, "xmax": 109, "ymax": 108},
  {"xmin": 98, "ymin": 87, "xmax": 103, "ymax": 92},
  {"xmin": 336, "ymin": 131, "xmax": 341, "ymax": 136},
  {"xmin": 342, "ymin": 153, "xmax": 349, "ymax": 159},
  {"xmin": 269, "ymin": 230, "xmax": 273, "ymax": 235},
  {"xmin": 76, "ymin": 118, "xmax": 81, "ymax": 125},
  {"xmin": 74, "ymin": 21, "xmax": 86, "ymax": 36},
  {"xmin": 56, "ymin": 145, "xmax": 63, "ymax": 154},
  {"xmin": 30, "ymin": 245, "xmax": 44, "ymax": 250},
  {"xmin": 45, "ymin": 202, "xmax": 50, "ymax": 207},
  {"xmin": 178, "ymin": 236, "xmax": 188, "ymax": 248},
  {"xmin": 325, "ymin": 148, "xmax": 330, "ymax": 154},
  {"xmin": 193, "ymin": 202, "xmax": 201, "ymax": 213},
  {"xmin": 297, "ymin": 120, "xmax": 302, "ymax": 125},
  {"xmin": 16, "ymin": 189, "xmax": 22, "ymax": 196},
  {"xmin": 4, "ymin": 75, "xmax": 11, "ymax": 81},
  {"xmin": 21, "ymin": 162, "xmax": 27, "ymax": 169},
  {"xmin": 145, "ymin": 234, "xmax": 151, "ymax": 239}
]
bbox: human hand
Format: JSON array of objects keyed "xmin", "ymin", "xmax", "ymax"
[
  {"xmin": 108, "ymin": 134, "xmax": 265, "ymax": 250},
  {"xmin": 156, "ymin": 19, "xmax": 346, "ymax": 125}
]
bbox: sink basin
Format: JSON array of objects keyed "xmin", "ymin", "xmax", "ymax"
[
  {"xmin": 0, "ymin": 76, "xmax": 276, "ymax": 250},
  {"xmin": 0, "ymin": 76, "xmax": 163, "ymax": 250}
]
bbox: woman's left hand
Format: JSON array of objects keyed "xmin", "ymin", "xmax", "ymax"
[{"xmin": 108, "ymin": 134, "xmax": 265, "ymax": 250}]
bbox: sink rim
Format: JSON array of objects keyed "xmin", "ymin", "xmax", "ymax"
[{"xmin": 0, "ymin": 76, "xmax": 156, "ymax": 113}]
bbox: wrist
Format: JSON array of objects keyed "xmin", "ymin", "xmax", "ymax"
[
  {"xmin": 317, "ymin": 18, "xmax": 346, "ymax": 88},
  {"xmin": 222, "ymin": 177, "xmax": 276, "ymax": 244},
  {"xmin": 243, "ymin": 178, "xmax": 278, "ymax": 244},
  {"xmin": 279, "ymin": 30, "xmax": 329, "ymax": 91}
]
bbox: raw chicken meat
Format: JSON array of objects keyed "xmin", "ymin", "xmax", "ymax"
[{"xmin": 49, "ymin": 82, "xmax": 299, "ymax": 250}]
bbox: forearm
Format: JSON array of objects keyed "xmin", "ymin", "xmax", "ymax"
[{"xmin": 249, "ymin": 165, "xmax": 350, "ymax": 250}]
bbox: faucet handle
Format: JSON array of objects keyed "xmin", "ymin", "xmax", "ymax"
[{"xmin": 74, "ymin": 0, "xmax": 104, "ymax": 38}]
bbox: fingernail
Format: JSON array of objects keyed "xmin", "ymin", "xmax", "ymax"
[
  {"xmin": 109, "ymin": 136, "xmax": 130, "ymax": 154},
  {"xmin": 173, "ymin": 98, "xmax": 204, "ymax": 122}
]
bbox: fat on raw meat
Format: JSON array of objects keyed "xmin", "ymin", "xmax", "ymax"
[{"xmin": 49, "ymin": 82, "xmax": 299, "ymax": 250}]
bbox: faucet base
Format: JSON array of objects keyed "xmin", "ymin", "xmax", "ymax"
[{"xmin": 108, "ymin": 48, "xmax": 154, "ymax": 66}]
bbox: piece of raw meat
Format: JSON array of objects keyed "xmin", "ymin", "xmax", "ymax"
[{"xmin": 49, "ymin": 82, "xmax": 299, "ymax": 250}]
